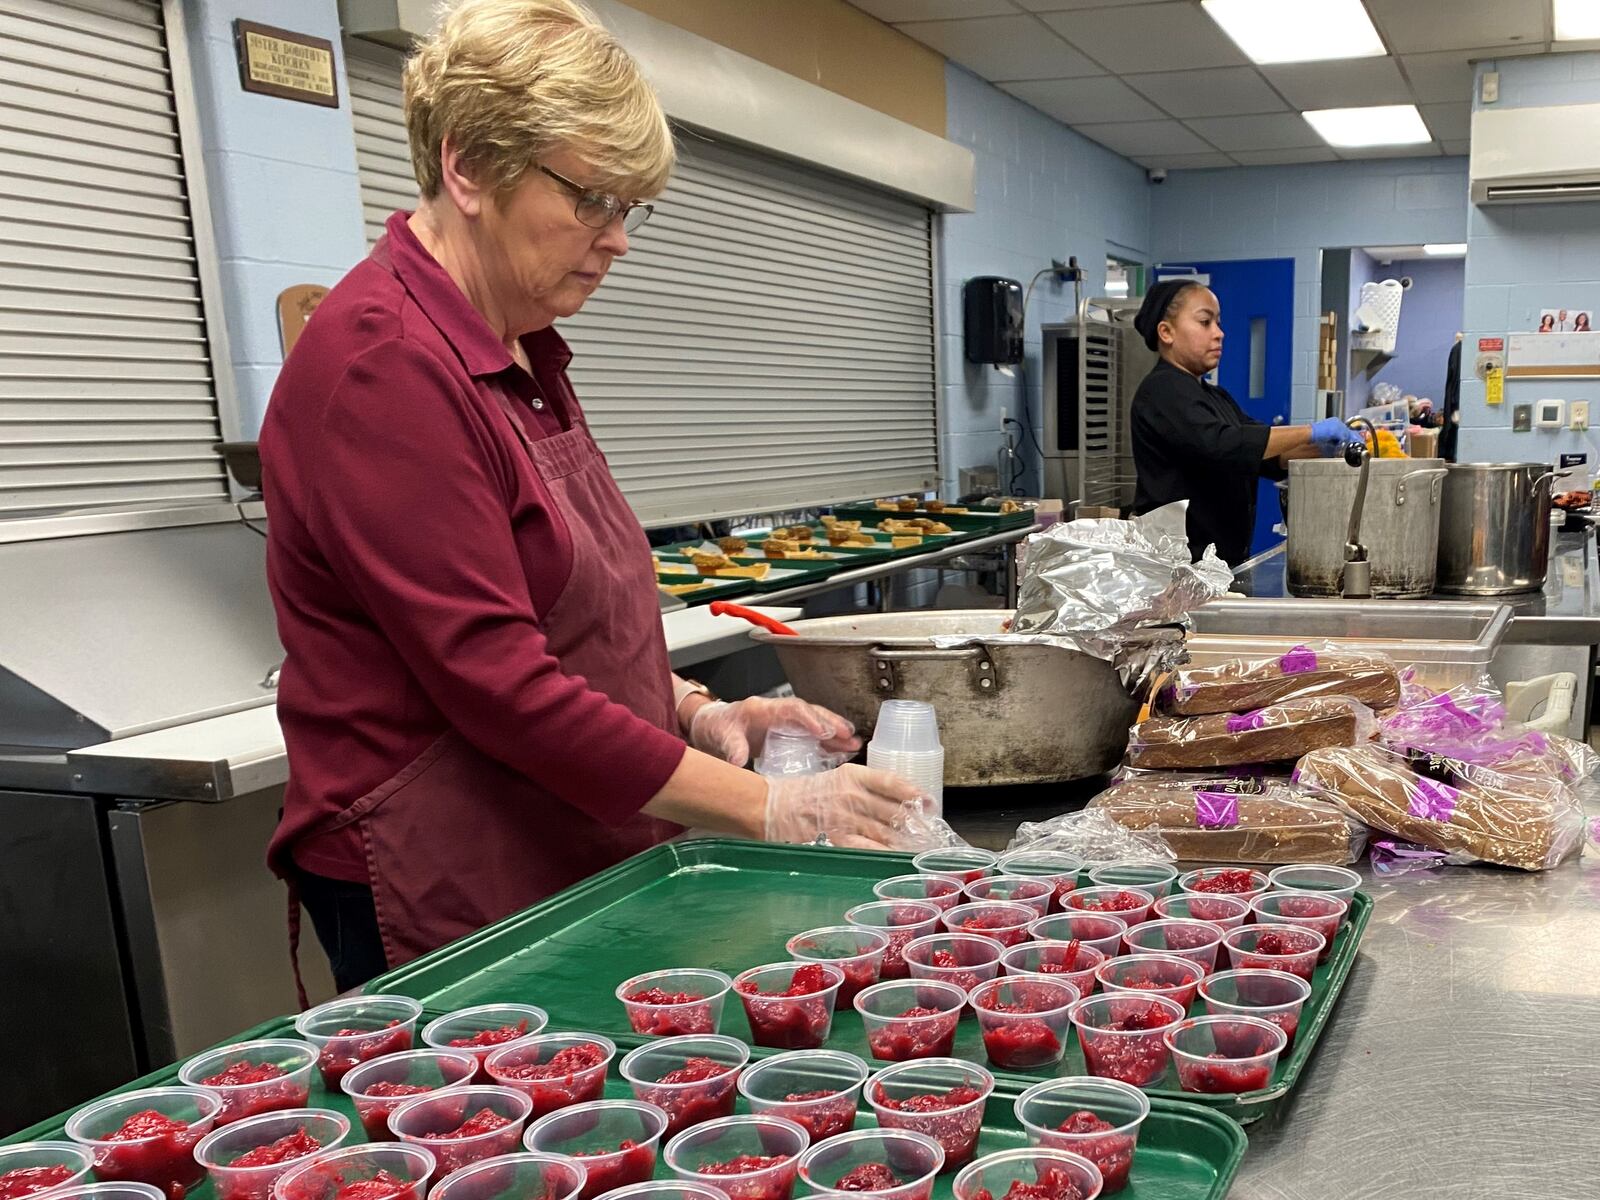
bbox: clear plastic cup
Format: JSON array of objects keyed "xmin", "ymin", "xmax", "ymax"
[
  {"xmin": 1068, "ymin": 994, "xmax": 1186, "ymax": 1088},
  {"xmin": 1266, "ymin": 864, "xmax": 1361, "ymax": 923},
  {"xmin": 194, "ymin": 1108, "xmax": 350, "ymax": 1200},
  {"xmin": 999, "ymin": 941, "xmax": 1105, "ymax": 999},
  {"xmin": 1120, "ymin": 919, "xmax": 1225, "ymax": 973},
  {"xmin": 759, "ymin": 726, "xmax": 824, "ymax": 777},
  {"xmin": 66, "ymin": 1086, "xmax": 222, "ymax": 1199},
  {"xmin": 1199, "ymin": 970, "xmax": 1313, "ymax": 1047},
  {"xmin": 1151, "ymin": 893, "xmax": 1250, "ymax": 931},
  {"xmin": 798, "ymin": 1129, "xmax": 944, "ymax": 1200},
  {"xmin": 663, "ymin": 1114, "xmax": 807, "ymax": 1200},
  {"xmin": 179, "ymin": 1040, "xmax": 316, "ymax": 1126},
  {"xmin": 271, "ymin": 1142, "xmax": 436, "ymax": 1200},
  {"xmin": 940, "ymin": 902, "xmax": 1036, "ymax": 948},
  {"xmin": 422, "ymin": 1006, "xmax": 549, "ymax": 1078},
  {"xmin": 844, "ymin": 902, "xmax": 942, "ymax": 980},
  {"xmin": 1027, "ymin": 914, "xmax": 1127, "ymax": 959},
  {"xmin": 389, "ymin": 1086, "xmax": 532, "ymax": 1175},
  {"xmin": 430, "ymin": 1151, "xmax": 587, "ymax": 1200},
  {"xmin": 732, "ymin": 962, "xmax": 844, "ymax": 1050},
  {"xmin": 1176, "ymin": 868, "xmax": 1270, "ymax": 906},
  {"xmin": 737, "ymin": 1050, "xmax": 869, "ymax": 1142},
  {"xmin": 341, "ymin": 1049, "xmax": 479, "ymax": 1141},
  {"xmin": 617, "ymin": 1036, "xmax": 749, "ymax": 1139},
  {"xmin": 910, "ymin": 849, "xmax": 997, "ymax": 886},
  {"xmin": 293, "ymin": 995, "xmax": 424, "ymax": 1089},
  {"xmin": 524, "ymin": 1100, "xmax": 668, "ymax": 1200},
  {"xmin": 1095, "ymin": 954, "xmax": 1203, "ymax": 1008},
  {"xmin": 853, "ymin": 980, "xmax": 965, "ymax": 1062},
  {"xmin": 786, "ymin": 928, "xmax": 890, "ymax": 1010},
  {"xmin": 1013, "ymin": 1078, "xmax": 1148, "ymax": 1195},
  {"xmin": 1249, "ymin": 893, "xmax": 1348, "ymax": 963},
  {"xmin": 872, "ymin": 875, "xmax": 964, "ymax": 915},
  {"xmin": 0, "ymin": 1141, "xmax": 94, "ymax": 1199},
  {"xmin": 969, "ymin": 979, "xmax": 1078, "ymax": 1071},
  {"xmin": 996, "ymin": 852, "xmax": 1085, "ymax": 912},
  {"xmin": 862, "ymin": 1059, "xmax": 994, "ymax": 1171},
  {"xmin": 615, "ymin": 970, "xmax": 733, "ymax": 1037},
  {"xmin": 1221, "ymin": 924, "xmax": 1326, "ymax": 981},
  {"xmin": 1087, "ymin": 862, "xmax": 1177, "ymax": 899},
  {"xmin": 871, "ymin": 701, "xmax": 942, "ymax": 753},
  {"xmin": 602, "ymin": 1186, "xmax": 726, "ymax": 1200},
  {"xmin": 902, "ymin": 933, "xmax": 1005, "ymax": 1002},
  {"xmin": 962, "ymin": 876, "xmax": 1053, "ymax": 918},
  {"xmin": 951, "ymin": 1147, "xmax": 1102, "ymax": 1200},
  {"xmin": 484, "ymin": 1034, "xmax": 617, "ymax": 1119},
  {"xmin": 1164, "ymin": 1016, "xmax": 1287, "ymax": 1095},
  {"xmin": 1064, "ymin": 887, "xmax": 1155, "ymax": 926},
  {"xmin": 32, "ymin": 1187, "xmax": 161, "ymax": 1200}
]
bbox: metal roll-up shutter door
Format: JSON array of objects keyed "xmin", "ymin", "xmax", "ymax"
[
  {"xmin": 345, "ymin": 56, "xmax": 936, "ymax": 527},
  {"xmin": 0, "ymin": 0, "xmax": 229, "ymax": 515}
]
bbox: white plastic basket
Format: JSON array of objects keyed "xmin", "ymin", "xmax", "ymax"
[{"xmin": 1351, "ymin": 279, "xmax": 1404, "ymax": 354}]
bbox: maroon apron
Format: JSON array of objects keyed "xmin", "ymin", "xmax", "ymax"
[{"xmin": 296, "ymin": 388, "xmax": 680, "ymax": 973}]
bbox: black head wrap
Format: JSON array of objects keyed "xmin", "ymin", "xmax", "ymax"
[{"xmin": 1133, "ymin": 279, "xmax": 1199, "ymax": 351}]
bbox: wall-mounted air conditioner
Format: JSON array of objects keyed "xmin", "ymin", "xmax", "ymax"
[{"xmin": 1470, "ymin": 102, "xmax": 1600, "ymax": 205}]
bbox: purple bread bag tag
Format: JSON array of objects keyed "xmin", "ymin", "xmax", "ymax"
[
  {"xmin": 1195, "ymin": 791, "xmax": 1240, "ymax": 829},
  {"xmin": 1280, "ymin": 646, "xmax": 1319, "ymax": 675},
  {"xmin": 1226, "ymin": 710, "xmax": 1268, "ymax": 733},
  {"xmin": 1407, "ymin": 776, "xmax": 1460, "ymax": 822}
]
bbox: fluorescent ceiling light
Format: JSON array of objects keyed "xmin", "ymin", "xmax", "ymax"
[
  {"xmin": 1423, "ymin": 243, "xmax": 1468, "ymax": 257},
  {"xmin": 1303, "ymin": 104, "xmax": 1431, "ymax": 147},
  {"xmin": 1554, "ymin": 0, "xmax": 1600, "ymax": 41},
  {"xmin": 1202, "ymin": 0, "xmax": 1385, "ymax": 64}
]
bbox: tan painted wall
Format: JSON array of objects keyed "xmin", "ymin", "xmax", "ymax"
[{"xmin": 619, "ymin": 0, "xmax": 947, "ymax": 137}]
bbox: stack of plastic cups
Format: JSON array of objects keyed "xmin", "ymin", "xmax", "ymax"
[{"xmin": 866, "ymin": 701, "xmax": 944, "ymax": 814}]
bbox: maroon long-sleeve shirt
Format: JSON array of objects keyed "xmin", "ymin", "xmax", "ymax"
[{"xmin": 261, "ymin": 212, "xmax": 687, "ymax": 882}]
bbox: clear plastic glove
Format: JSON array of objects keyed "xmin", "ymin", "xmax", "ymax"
[
  {"xmin": 764, "ymin": 763, "xmax": 930, "ymax": 850},
  {"xmin": 690, "ymin": 696, "xmax": 861, "ymax": 768},
  {"xmin": 1310, "ymin": 418, "xmax": 1361, "ymax": 457}
]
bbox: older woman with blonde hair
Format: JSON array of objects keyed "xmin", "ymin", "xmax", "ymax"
[{"xmin": 260, "ymin": 0, "xmax": 924, "ymax": 990}]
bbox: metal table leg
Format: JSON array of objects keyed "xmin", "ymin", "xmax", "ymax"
[{"xmin": 1003, "ymin": 542, "xmax": 1018, "ymax": 607}]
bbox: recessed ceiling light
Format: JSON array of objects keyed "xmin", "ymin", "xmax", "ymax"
[
  {"xmin": 1201, "ymin": 0, "xmax": 1385, "ymax": 64},
  {"xmin": 1303, "ymin": 104, "xmax": 1432, "ymax": 147},
  {"xmin": 1423, "ymin": 243, "xmax": 1469, "ymax": 257},
  {"xmin": 1554, "ymin": 0, "xmax": 1600, "ymax": 41}
]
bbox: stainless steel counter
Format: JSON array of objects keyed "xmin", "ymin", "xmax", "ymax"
[{"xmin": 945, "ymin": 787, "xmax": 1600, "ymax": 1200}]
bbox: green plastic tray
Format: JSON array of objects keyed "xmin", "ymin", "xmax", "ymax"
[
  {"xmin": 657, "ymin": 562, "xmax": 830, "ymax": 596},
  {"xmin": 741, "ymin": 531, "xmax": 897, "ymax": 567},
  {"xmin": 366, "ymin": 841, "xmax": 1369, "ymax": 1124},
  {"xmin": 830, "ymin": 505, "xmax": 1036, "ymax": 534},
  {"xmin": 4, "ymin": 1016, "xmax": 1243, "ymax": 1200},
  {"xmin": 656, "ymin": 574, "xmax": 755, "ymax": 604},
  {"xmin": 657, "ymin": 552, "xmax": 845, "ymax": 581}
]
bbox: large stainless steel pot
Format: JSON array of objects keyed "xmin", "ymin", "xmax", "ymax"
[
  {"xmin": 1286, "ymin": 458, "xmax": 1449, "ymax": 598},
  {"xmin": 1436, "ymin": 462, "xmax": 1555, "ymax": 595},
  {"xmin": 751, "ymin": 611, "xmax": 1180, "ymax": 785}
]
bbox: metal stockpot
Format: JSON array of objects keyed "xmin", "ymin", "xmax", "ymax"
[
  {"xmin": 1286, "ymin": 458, "xmax": 1449, "ymax": 598},
  {"xmin": 750, "ymin": 611, "xmax": 1179, "ymax": 785},
  {"xmin": 1436, "ymin": 462, "xmax": 1555, "ymax": 595}
]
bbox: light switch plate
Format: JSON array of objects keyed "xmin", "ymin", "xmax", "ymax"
[
  {"xmin": 1482, "ymin": 71, "xmax": 1499, "ymax": 103},
  {"xmin": 1513, "ymin": 403, "xmax": 1533, "ymax": 432}
]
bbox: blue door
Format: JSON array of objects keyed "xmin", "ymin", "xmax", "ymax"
[{"xmin": 1153, "ymin": 258, "xmax": 1295, "ymax": 559}]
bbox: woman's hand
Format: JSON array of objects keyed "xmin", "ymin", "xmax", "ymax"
[
  {"xmin": 764, "ymin": 764, "xmax": 930, "ymax": 849},
  {"xmin": 689, "ymin": 696, "xmax": 862, "ymax": 767},
  {"xmin": 1310, "ymin": 418, "xmax": 1361, "ymax": 457}
]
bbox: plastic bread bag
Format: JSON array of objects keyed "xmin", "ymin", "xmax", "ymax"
[
  {"xmin": 1381, "ymin": 680, "xmax": 1599, "ymax": 784},
  {"xmin": 1294, "ymin": 743, "xmax": 1585, "ymax": 872},
  {"xmin": 1154, "ymin": 642, "xmax": 1402, "ymax": 717},
  {"xmin": 1087, "ymin": 776, "xmax": 1368, "ymax": 866},
  {"xmin": 1005, "ymin": 806, "xmax": 1176, "ymax": 864},
  {"xmin": 1125, "ymin": 696, "xmax": 1379, "ymax": 772},
  {"xmin": 1109, "ymin": 765, "xmax": 1296, "ymax": 790}
]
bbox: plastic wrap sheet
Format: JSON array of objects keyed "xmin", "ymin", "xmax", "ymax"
[
  {"xmin": 1380, "ymin": 681, "xmax": 1600, "ymax": 785},
  {"xmin": 1294, "ymin": 744, "xmax": 1585, "ymax": 872},
  {"xmin": 1004, "ymin": 806, "xmax": 1176, "ymax": 864},
  {"xmin": 1086, "ymin": 773, "xmax": 1367, "ymax": 865},
  {"xmin": 1156, "ymin": 642, "xmax": 1403, "ymax": 717},
  {"xmin": 1126, "ymin": 696, "xmax": 1379, "ymax": 771}
]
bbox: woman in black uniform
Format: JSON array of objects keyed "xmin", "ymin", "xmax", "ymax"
[{"xmin": 1129, "ymin": 279, "xmax": 1359, "ymax": 566}]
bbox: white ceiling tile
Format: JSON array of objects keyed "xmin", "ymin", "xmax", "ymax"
[
  {"xmin": 1071, "ymin": 119, "xmax": 1214, "ymax": 156},
  {"xmin": 1261, "ymin": 58, "xmax": 1411, "ymax": 109},
  {"xmin": 1123, "ymin": 66, "xmax": 1286, "ymax": 117},
  {"xmin": 1420, "ymin": 101, "xmax": 1471, "ymax": 142},
  {"xmin": 1135, "ymin": 151, "xmax": 1237, "ymax": 169},
  {"xmin": 1441, "ymin": 138, "xmax": 1472, "ymax": 156},
  {"xmin": 1040, "ymin": 2, "xmax": 1250, "ymax": 73},
  {"xmin": 1002, "ymin": 76, "xmax": 1165, "ymax": 124},
  {"xmin": 1397, "ymin": 45, "xmax": 1537, "ymax": 103},
  {"xmin": 1366, "ymin": 0, "xmax": 1547, "ymax": 55},
  {"xmin": 847, "ymin": 0, "xmax": 1012, "ymax": 21},
  {"xmin": 896, "ymin": 14, "xmax": 1102, "ymax": 81},
  {"xmin": 1336, "ymin": 144, "xmax": 1445, "ymax": 160},
  {"xmin": 1230, "ymin": 147, "xmax": 1343, "ymax": 165},
  {"xmin": 1015, "ymin": 0, "xmax": 1168, "ymax": 10},
  {"xmin": 1186, "ymin": 112, "xmax": 1321, "ymax": 151}
]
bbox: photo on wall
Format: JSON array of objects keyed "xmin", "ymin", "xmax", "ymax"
[{"xmin": 1539, "ymin": 309, "xmax": 1593, "ymax": 333}]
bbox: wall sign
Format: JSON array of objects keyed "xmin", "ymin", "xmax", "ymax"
[
  {"xmin": 235, "ymin": 20, "xmax": 338, "ymax": 107},
  {"xmin": 1506, "ymin": 330, "xmax": 1600, "ymax": 379}
]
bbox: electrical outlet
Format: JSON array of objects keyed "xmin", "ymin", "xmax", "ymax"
[
  {"xmin": 1512, "ymin": 403, "xmax": 1533, "ymax": 432},
  {"xmin": 1482, "ymin": 71, "xmax": 1499, "ymax": 103},
  {"xmin": 1572, "ymin": 401, "xmax": 1590, "ymax": 431}
]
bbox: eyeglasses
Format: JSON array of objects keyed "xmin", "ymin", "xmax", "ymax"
[{"xmin": 536, "ymin": 164, "xmax": 654, "ymax": 233}]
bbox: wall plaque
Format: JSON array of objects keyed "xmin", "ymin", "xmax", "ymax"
[{"xmin": 235, "ymin": 20, "xmax": 338, "ymax": 107}]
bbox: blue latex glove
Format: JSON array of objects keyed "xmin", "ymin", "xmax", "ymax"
[{"xmin": 1310, "ymin": 418, "xmax": 1360, "ymax": 456}]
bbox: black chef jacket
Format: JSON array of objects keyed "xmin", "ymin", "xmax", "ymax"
[{"xmin": 1130, "ymin": 358, "xmax": 1285, "ymax": 567}]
